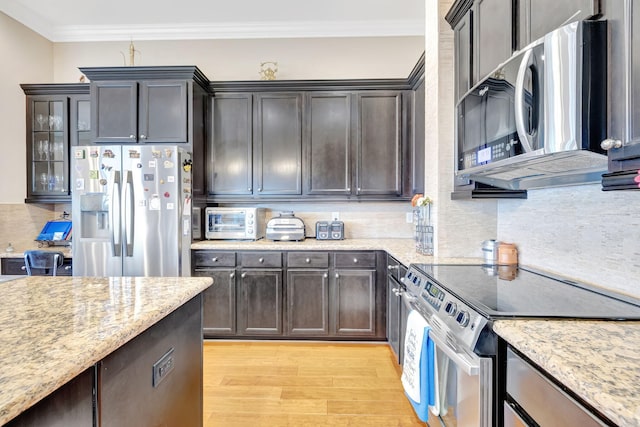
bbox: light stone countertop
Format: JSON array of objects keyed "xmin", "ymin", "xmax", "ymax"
[
  {"xmin": 494, "ymin": 320, "xmax": 640, "ymax": 427},
  {"xmin": 0, "ymin": 275, "xmax": 212, "ymax": 425},
  {"xmin": 191, "ymin": 238, "xmax": 482, "ymax": 267}
]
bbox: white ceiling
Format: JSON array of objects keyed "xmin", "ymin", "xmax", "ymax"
[{"xmin": 0, "ymin": 0, "xmax": 425, "ymax": 42}]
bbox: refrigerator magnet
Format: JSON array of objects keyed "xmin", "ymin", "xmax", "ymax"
[{"xmin": 149, "ymin": 195, "xmax": 161, "ymax": 210}]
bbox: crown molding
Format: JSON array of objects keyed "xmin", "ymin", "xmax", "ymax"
[{"xmin": 48, "ymin": 20, "xmax": 424, "ymax": 42}]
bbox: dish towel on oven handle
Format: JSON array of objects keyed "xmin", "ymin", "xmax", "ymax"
[{"xmin": 401, "ymin": 309, "xmax": 436, "ymax": 422}]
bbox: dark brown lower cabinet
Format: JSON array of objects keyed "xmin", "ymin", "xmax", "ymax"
[
  {"xmin": 237, "ymin": 268, "xmax": 283, "ymax": 336},
  {"xmin": 332, "ymin": 269, "xmax": 377, "ymax": 336},
  {"xmin": 1, "ymin": 257, "xmax": 73, "ymax": 276},
  {"xmin": 192, "ymin": 249, "xmax": 385, "ymax": 340},
  {"xmin": 286, "ymin": 269, "xmax": 330, "ymax": 336},
  {"xmin": 193, "ymin": 268, "xmax": 237, "ymax": 336}
]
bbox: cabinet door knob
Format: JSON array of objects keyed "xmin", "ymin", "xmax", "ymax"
[
  {"xmin": 258, "ymin": 188, "xmax": 262, "ymax": 192},
  {"xmin": 139, "ymin": 134, "xmax": 146, "ymax": 139},
  {"xmin": 230, "ymin": 272, "xmax": 235, "ymax": 278},
  {"xmin": 357, "ymin": 187, "xmax": 361, "ymax": 192},
  {"xmin": 248, "ymin": 187, "xmax": 252, "ymax": 191},
  {"xmin": 323, "ymin": 273, "xmax": 328, "ymax": 278},
  {"xmin": 335, "ymin": 273, "xmax": 339, "ymax": 278},
  {"xmin": 129, "ymin": 134, "xmax": 136, "ymax": 139},
  {"xmin": 212, "ymin": 257, "xmax": 218, "ymax": 262},
  {"xmin": 20, "ymin": 266, "xmax": 26, "ymax": 271},
  {"xmin": 353, "ymin": 258, "xmax": 358, "ymax": 263},
  {"xmin": 601, "ymin": 139, "xmax": 622, "ymax": 150},
  {"xmin": 388, "ymin": 265, "xmax": 398, "ymax": 270},
  {"xmin": 258, "ymin": 257, "xmax": 264, "ymax": 263},
  {"xmin": 64, "ymin": 265, "xmax": 72, "ymax": 271},
  {"xmin": 241, "ymin": 272, "xmax": 246, "ymax": 278},
  {"xmin": 305, "ymin": 258, "xmax": 311, "ymax": 263}
]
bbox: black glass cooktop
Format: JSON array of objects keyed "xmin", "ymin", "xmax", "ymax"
[{"xmin": 411, "ymin": 264, "xmax": 640, "ymax": 319}]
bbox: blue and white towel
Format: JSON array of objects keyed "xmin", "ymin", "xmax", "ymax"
[{"xmin": 401, "ymin": 310, "xmax": 436, "ymax": 422}]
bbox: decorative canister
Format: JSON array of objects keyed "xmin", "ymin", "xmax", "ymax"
[
  {"xmin": 481, "ymin": 240, "xmax": 499, "ymax": 265},
  {"xmin": 498, "ymin": 242, "xmax": 518, "ymax": 265}
]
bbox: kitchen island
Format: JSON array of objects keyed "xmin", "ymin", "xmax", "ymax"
[
  {"xmin": 495, "ymin": 319, "xmax": 640, "ymax": 426},
  {"xmin": 0, "ymin": 275, "xmax": 212, "ymax": 426}
]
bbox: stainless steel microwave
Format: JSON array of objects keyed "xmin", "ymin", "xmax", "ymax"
[
  {"xmin": 455, "ymin": 20, "xmax": 608, "ymax": 190},
  {"xmin": 204, "ymin": 207, "xmax": 266, "ymax": 240}
]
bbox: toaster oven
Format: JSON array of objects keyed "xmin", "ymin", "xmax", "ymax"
[{"xmin": 205, "ymin": 207, "xmax": 265, "ymax": 240}]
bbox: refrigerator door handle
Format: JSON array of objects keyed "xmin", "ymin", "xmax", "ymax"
[
  {"xmin": 111, "ymin": 170, "xmax": 122, "ymax": 257},
  {"xmin": 124, "ymin": 170, "xmax": 135, "ymax": 257}
]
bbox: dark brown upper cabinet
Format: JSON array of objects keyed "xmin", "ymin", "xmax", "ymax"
[
  {"xmin": 80, "ymin": 66, "xmax": 210, "ymax": 197},
  {"xmin": 21, "ymin": 83, "xmax": 89, "ymax": 204},
  {"xmin": 305, "ymin": 92, "xmax": 352, "ymax": 196},
  {"xmin": 354, "ymin": 91, "xmax": 403, "ymax": 196},
  {"xmin": 254, "ymin": 93, "xmax": 303, "ymax": 196},
  {"xmin": 89, "ymin": 80, "xmax": 188, "ymax": 144},
  {"xmin": 517, "ymin": 0, "xmax": 601, "ymax": 49},
  {"xmin": 208, "ymin": 92, "xmax": 303, "ymax": 198},
  {"xmin": 448, "ymin": 0, "xmax": 513, "ymax": 102},
  {"xmin": 601, "ymin": 0, "xmax": 640, "ymax": 189}
]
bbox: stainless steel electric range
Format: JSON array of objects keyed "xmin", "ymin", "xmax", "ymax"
[{"xmin": 401, "ymin": 263, "xmax": 640, "ymax": 427}]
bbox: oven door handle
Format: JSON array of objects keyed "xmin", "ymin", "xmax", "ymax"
[{"xmin": 428, "ymin": 329, "xmax": 480, "ymax": 376}]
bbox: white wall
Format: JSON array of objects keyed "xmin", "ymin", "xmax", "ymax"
[
  {"xmin": 52, "ymin": 37, "xmax": 425, "ymax": 83},
  {"xmin": 0, "ymin": 12, "xmax": 53, "ymax": 204},
  {"xmin": 423, "ymin": 0, "xmax": 498, "ymax": 259}
]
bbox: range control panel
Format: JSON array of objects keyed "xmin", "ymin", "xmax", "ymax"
[{"xmin": 403, "ymin": 265, "xmax": 488, "ymax": 351}]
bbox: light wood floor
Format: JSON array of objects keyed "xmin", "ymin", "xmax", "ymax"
[{"xmin": 203, "ymin": 341, "xmax": 425, "ymax": 427}]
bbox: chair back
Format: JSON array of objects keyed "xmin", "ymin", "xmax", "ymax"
[{"xmin": 24, "ymin": 250, "xmax": 65, "ymax": 276}]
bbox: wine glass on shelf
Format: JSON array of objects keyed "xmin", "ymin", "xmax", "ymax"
[
  {"xmin": 37, "ymin": 140, "xmax": 44, "ymax": 160},
  {"xmin": 55, "ymin": 174, "xmax": 64, "ymax": 191},
  {"xmin": 42, "ymin": 140, "xmax": 49, "ymax": 160},
  {"xmin": 39, "ymin": 173, "xmax": 48, "ymax": 191},
  {"xmin": 36, "ymin": 114, "xmax": 46, "ymax": 130}
]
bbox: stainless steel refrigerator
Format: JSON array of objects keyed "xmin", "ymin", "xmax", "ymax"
[{"xmin": 71, "ymin": 145, "xmax": 192, "ymax": 276}]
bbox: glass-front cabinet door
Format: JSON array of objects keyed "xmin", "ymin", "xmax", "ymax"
[
  {"xmin": 22, "ymin": 84, "xmax": 89, "ymax": 203},
  {"xmin": 70, "ymin": 95, "xmax": 91, "ymax": 146},
  {"xmin": 28, "ymin": 96, "xmax": 69, "ymax": 200}
]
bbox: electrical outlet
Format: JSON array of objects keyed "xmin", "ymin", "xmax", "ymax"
[
  {"xmin": 332, "ymin": 212, "xmax": 339, "ymax": 221},
  {"xmin": 152, "ymin": 348, "xmax": 175, "ymax": 387},
  {"xmin": 406, "ymin": 212, "xmax": 413, "ymax": 223}
]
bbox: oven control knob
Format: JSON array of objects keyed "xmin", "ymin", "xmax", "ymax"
[
  {"xmin": 456, "ymin": 311, "xmax": 470, "ymax": 327},
  {"xmin": 444, "ymin": 301, "xmax": 457, "ymax": 316}
]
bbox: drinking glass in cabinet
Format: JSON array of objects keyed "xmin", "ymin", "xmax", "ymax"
[
  {"xmin": 36, "ymin": 114, "xmax": 47, "ymax": 130},
  {"xmin": 39, "ymin": 173, "xmax": 48, "ymax": 191}
]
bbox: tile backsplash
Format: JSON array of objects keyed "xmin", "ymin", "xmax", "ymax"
[
  {"xmin": 0, "ymin": 203, "xmax": 71, "ymax": 252},
  {"xmin": 497, "ymin": 184, "xmax": 640, "ymax": 299}
]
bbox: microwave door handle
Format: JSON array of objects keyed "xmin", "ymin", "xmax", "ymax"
[
  {"xmin": 110, "ymin": 170, "xmax": 122, "ymax": 257},
  {"xmin": 514, "ymin": 48, "xmax": 535, "ymax": 153}
]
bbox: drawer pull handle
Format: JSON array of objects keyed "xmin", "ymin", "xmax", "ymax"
[
  {"xmin": 353, "ymin": 258, "xmax": 358, "ymax": 263},
  {"xmin": 259, "ymin": 257, "xmax": 264, "ymax": 263},
  {"xmin": 20, "ymin": 266, "xmax": 26, "ymax": 271},
  {"xmin": 388, "ymin": 265, "xmax": 398, "ymax": 270},
  {"xmin": 129, "ymin": 134, "xmax": 136, "ymax": 139},
  {"xmin": 64, "ymin": 265, "xmax": 72, "ymax": 271},
  {"xmin": 305, "ymin": 258, "xmax": 310, "ymax": 263},
  {"xmin": 212, "ymin": 257, "xmax": 218, "ymax": 262}
]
